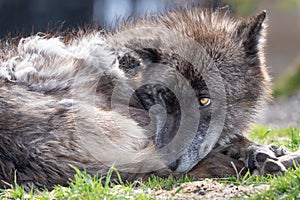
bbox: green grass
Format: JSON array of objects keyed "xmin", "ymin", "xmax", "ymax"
[
  {"xmin": 0, "ymin": 167, "xmax": 150, "ymax": 200},
  {"xmin": 0, "ymin": 168, "xmax": 194, "ymax": 199},
  {"xmin": 0, "ymin": 126, "xmax": 299, "ymax": 199},
  {"xmin": 251, "ymin": 168, "xmax": 300, "ymax": 200},
  {"xmin": 144, "ymin": 174, "xmax": 194, "ymax": 191},
  {"xmin": 248, "ymin": 126, "xmax": 300, "ymax": 151}
]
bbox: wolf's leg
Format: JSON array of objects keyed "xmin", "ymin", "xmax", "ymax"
[
  {"xmin": 188, "ymin": 143, "xmax": 288, "ymax": 178},
  {"xmin": 277, "ymin": 150, "xmax": 300, "ymax": 169},
  {"xmin": 188, "ymin": 150, "xmax": 246, "ymax": 178},
  {"xmin": 216, "ymin": 134, "xmax": 300, "ymax": 176},
  {"xmin": 188, "ymin": 140, "xmax": 300, "ymax": 178}
]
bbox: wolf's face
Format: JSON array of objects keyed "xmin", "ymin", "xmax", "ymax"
[{"xmin": 113, "ymin": 8, "xmax": 269, "ymax": 172}]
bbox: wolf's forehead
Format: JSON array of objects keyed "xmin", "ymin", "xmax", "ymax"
[{"xmin": 151, "ymin": 8, "xmax": 241, "ymax": 37}]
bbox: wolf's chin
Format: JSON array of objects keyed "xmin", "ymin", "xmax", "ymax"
[{"xmin": 174, "ymin": 158, "xmax": 197, "ymax": 173}]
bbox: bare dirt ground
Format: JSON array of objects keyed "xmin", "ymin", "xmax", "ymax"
[{"xmin": 134, "ymin": 179, "xmax": 269, "ymax": 199}]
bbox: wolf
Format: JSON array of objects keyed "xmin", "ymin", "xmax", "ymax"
[{"xmin": 0, "ymin": 7, "xmax": 299, "ymax": 189}]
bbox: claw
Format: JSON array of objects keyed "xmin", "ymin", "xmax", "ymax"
[{"xmin": 268, "ymin": 145, "xmax": 292, "ymax": 157}]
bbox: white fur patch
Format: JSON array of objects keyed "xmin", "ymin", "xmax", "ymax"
[{"xmin": 0, "ymin": 33, "xmax": 124, "ymax": 93}]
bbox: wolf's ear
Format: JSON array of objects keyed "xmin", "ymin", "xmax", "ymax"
[{"xmin": 236, "ymin": 11, "xmax": 267, "ymax": 56}]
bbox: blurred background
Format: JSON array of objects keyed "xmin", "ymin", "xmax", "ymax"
[{"xmin": 0, "ymin": 0, "xmax": 299, "ymax": 127}]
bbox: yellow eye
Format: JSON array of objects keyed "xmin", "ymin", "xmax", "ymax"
[{"xmin": 199, "ymin": 98, "xmax": 211, "ymax": 107}]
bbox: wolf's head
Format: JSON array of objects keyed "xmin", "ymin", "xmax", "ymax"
[{"xmin": 111, "ymin": 7, "xmax": 270, "ymax": 173}]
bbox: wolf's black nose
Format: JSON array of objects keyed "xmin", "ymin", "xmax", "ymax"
[{"xmin": 168, "ymin": 159, "xmax": 178, "ymax": 171}]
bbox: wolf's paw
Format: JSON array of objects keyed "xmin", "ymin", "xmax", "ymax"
[{"xmin": 247, "ymin": 145, "xmax": 287, "ymax": 175}]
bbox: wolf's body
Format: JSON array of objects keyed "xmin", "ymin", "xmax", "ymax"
[{"xmin": 0, "ymin": 7, "xmax": 299, "ymax": 189}]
